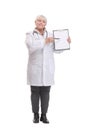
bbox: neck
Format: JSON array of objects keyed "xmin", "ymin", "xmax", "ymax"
[{"xmin": 36, "ymin": 28, "xmax": 45, "ymax": 35}]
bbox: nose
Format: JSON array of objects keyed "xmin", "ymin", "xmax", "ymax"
[{"xmin": 40, "ymin": 21, "xmax": 43, "ymax": 24}]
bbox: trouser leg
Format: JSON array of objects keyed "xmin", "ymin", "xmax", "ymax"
[
  {"xmin": 31, "ymin": 86, "xmax": 40, "ymax": 113},
  {"xmin": 40, "ymin": 86, "xmax": 51, "ymax": 114}
]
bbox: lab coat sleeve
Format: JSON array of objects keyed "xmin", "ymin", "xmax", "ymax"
[
  {"xmin": 54, "ymin": 50, "xmax": 63, "ymax": 54},
  {"xmin": 25, "ymin": 32, "xmax": 45, "ymax": 53}
]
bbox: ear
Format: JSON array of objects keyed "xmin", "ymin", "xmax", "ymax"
[
  {"xmin": 35, "ymin": 20, "xmax": 36, "ymax": 24},
  {"xmin": 45, "ymin": 22, "xmax": 47, "ymax": 26}
]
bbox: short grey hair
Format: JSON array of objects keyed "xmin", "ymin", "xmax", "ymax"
[{"xmin": 35, "ymin": 15, "xmax": 47, "ymax": 24}]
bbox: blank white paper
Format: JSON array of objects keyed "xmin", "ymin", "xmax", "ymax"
[{"xmin": 53, "ymin": 29, "xmax": 70, "ymax": 50}]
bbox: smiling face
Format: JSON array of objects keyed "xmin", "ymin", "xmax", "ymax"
[{"xmin": 35, "ymin": 16, "xmax": 47, "ymax": 31}]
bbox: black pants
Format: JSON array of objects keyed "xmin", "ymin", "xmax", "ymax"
[{"xmin": 31, "ymin": 86, "xmax": 51, "ymax": 114}]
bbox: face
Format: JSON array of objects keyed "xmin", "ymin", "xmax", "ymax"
[{"xmin": 35, "ymin": 17, "xmax": 46, "ymax": 30}]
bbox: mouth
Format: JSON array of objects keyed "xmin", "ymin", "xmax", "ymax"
[{"xmin": 39, "ymin": 24, "xmax": 43, "ymax": 26}]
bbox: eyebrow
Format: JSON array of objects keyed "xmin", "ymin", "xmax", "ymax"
[{"xmin": 37, "ymin": 18, "xmax": 46, "ymax": 22}]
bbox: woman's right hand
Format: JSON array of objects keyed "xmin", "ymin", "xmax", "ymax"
[{"xmin": 45, "ymin": 37, "xmax": 54, "ymax": 44}]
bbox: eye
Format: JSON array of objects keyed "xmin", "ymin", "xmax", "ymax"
[
  {"xmin": 43, "ymin": 20, "xmax": 46, "ymax": 23},
  {"xmin": 37, "ymin": 19, "xmax": 41, "ymax": 22}
]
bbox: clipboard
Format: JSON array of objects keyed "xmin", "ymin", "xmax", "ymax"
[{"xmin": 53, "ymin": 29, "xmax": 70, "ymax": 51}]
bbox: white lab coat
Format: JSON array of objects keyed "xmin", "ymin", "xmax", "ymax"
[{"xmin": 25, "ymin": 30, "xmax": 61, "ymax": 86}]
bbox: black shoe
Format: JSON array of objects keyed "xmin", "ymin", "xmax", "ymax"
[
  {"xmin": 40, "ymin": 114, "xmax": 49, "ymax": 123},
  {"xmin": 33, "ymin": 113, "xmax": 39, "ymax": 123}
]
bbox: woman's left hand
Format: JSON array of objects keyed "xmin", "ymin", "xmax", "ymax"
[{"xmin": 67, "ymin": 37, "xmax": 71, "ymax": 44}]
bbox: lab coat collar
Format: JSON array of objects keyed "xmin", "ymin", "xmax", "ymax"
[{"xmin": 34, "ymin": 28, "xmax": 47, "ymax": 35}]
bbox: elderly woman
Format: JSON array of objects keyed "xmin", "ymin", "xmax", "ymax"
[{"xmin": 25, "ymin": 15, "xmax": 71, "ymax": 123}]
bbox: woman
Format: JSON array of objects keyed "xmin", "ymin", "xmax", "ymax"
[{"xmin": 25, "ymin": 15, "xmax": 71, "ymax": 123}]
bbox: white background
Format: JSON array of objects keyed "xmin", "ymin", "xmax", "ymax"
[{"xmin": 0, "ymin": 0, "xmax": 87, "ymax": 130}]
